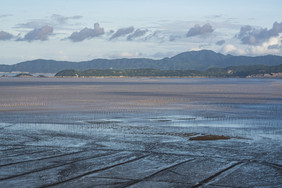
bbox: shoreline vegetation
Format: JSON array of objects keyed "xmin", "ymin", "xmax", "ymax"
[
  {"xmin": 54, "ymin": 64, "xmax": 282, "ymax": 78},
  {"xmin": 1, "ymin": 63, "xmax": 282, "ymax": 78}
]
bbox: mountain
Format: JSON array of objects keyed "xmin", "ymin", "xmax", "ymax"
[{"xmin": 1, "ymin": 50, "xmax": 282, "ymax": 73}]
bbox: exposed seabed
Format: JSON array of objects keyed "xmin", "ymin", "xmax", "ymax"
[{"xmin": 0, "ymin": 78, "xmax": 281, "ymax": 187}]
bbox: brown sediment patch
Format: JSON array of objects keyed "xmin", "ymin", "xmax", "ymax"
[{"xmin": 189, "ymin": 135, "xmax": 231, "ymax": 141}]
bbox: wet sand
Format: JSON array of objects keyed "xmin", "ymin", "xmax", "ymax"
[{"xmin": 0, "ymin": 77, "xmax": 281, "ymax": 187}]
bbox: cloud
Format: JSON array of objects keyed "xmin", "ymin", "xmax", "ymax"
[
  {"xmin": 143, "ymin": 30, "xmax": 169, "ymax": 42},
  {"xmin": 110, "ymin": 26, "xmax": 134, "ymax": 40},
  {"xmin": 144, "ymin": 31, "xmax": 160, "ymax": 40},
  {"xmin": 216, "ymin": 40, "xmax": 225, "ymax": 45},
  {"xmin": 222, "ymin": 33, "xmax": 282, "ymax": 56},
  {"xmin": 169, "ymin": 35, "xmax": 182, "ymax": 41},
  {"xmin": 151, "ymin": 51, "xmax": 177, "ymax": 59},
  {"xmin": 68, "ymin": 23, "xmax": 105, "ymax": 42},
  {"xmin": 0, "ymin": 14, "xmax": 12, "ymax": 19},
  {"xmin": 16, "ymin": 20, "xmax": 48, "ymax": 29},
  {"xmin": 0, "ymin": 31, "xmax": 14, "ymax": 41},
  {"xmin": 250, "ymin": 33, "xmax": 282, "ymax": 54},
  {"xmin": 268, "ymin": 44, "xmax": 281, "ymax": 50},
  {"xmin": 16, "ymin": 14, "xmax": 83, "ymax": 29},
  {"xmin": 108, "ymin": 51, "xmax": 142, "ymax": 59},
  {"xmin": 248, "ymin": 40, "xmax": 281, "ymax": 55},
  {"xmin": 236, "ymin": 22, "xmax": 282, "ymax": 45},
  {"xmin": 120, "ymin": 52, "xmax": 142, "ymax": 58},
  {"xmin": 186, "ymin": 23, "xmax": 214, "ymax": 37},
  {"xmin": 206, "ymin": 15, "xmax": 223, "ymax": 19},
  {"xmin": 221, "ymin": 44, "xmax": 246, "ymax": 55},
  {"xmin": 17, "ymin": 25, "xmax": 53, "ymax": 42},
  {"xmin": 127, "ymin": 29, "xmax": 148, "ymax": 40},
  {"xmin": 51, "ymin": 14, "xmax": 82, "ymax": 24}
]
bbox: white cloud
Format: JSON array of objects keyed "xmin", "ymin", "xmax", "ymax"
[
  {"xmin": 222, "ymin": 44, "xmax": 246, "ymax": 55},
  {"xmin": 119, "ymin": 52, "xmax": 142, "ymax": 58},
  {"xmin": 236, "ymin": 22, "xmax": 282, "ymax": 45},
  {"xmin": 190, "ymin": 47, "xmax": 204, "ymax": 52},
  {"xmin": 249, "ymin": 34, "xmax": 282, "ymax": 55},
  {"xmin": 222, "ymin": 34, "xmax": 282, "ymax": 56}
]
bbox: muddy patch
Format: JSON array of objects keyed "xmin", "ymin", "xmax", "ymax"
[{"xmin": 189, "ymin": 135, "xmax": 231, "ymax": 141}]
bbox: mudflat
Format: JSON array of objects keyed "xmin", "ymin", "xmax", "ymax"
[{"xmin": 0, "ymin": 77, "xmax": 281, "ymax": 187}]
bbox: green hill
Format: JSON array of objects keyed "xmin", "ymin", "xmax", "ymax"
[
  {"xmin": 55, "ymin": 64, "xmax": 282, "ymax": 78},
  {"xmin": 1, "ymin": 50, "xmax": 282, "ymax": 73}
]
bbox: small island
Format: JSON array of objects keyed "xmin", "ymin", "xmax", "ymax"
[{"xmin": 15, "ymin": 73, "xmax": 34, "ymax": 77}]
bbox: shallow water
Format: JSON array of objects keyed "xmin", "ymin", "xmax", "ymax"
[{"xmin": 0, "ymin": 77, "xmax": 281, "ymax": 187}]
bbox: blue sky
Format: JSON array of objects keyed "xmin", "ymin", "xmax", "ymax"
[{"xmin": 1, "ymin": 0, "xmax": 282, "ymax": 65}]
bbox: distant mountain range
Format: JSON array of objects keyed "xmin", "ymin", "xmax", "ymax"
[{"xmin": 1, "ymin": 50, "xmax": 282, "ymax": 73}]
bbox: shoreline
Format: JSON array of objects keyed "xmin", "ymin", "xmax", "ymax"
[{"xmin": 1, "ymin": 75, "xmax": 282, "ymax": 79}]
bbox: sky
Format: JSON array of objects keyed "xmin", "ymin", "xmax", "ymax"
[{"xmin": 1, "ymin": 0, "xmax": 282, "ymax": 65}]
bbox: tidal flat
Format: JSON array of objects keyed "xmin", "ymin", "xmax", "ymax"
[{"xmin": 0, "ymin": 77, "xmax": 281, "ymax": 187}]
